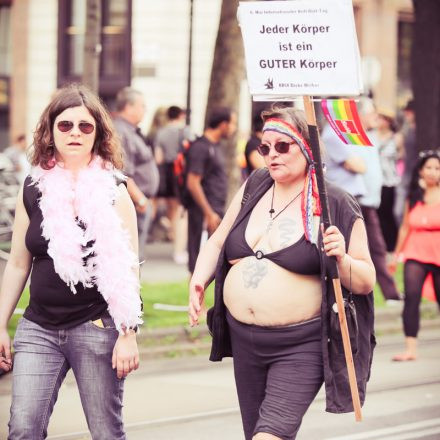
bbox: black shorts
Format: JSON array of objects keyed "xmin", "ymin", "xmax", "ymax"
[
  {"xmin": 227, "ymin": 310, "xmax": 324, "ymax": 440},
  {"xmin": 157, "ymin": 162, "xmax": 176, "ymax": 198}
]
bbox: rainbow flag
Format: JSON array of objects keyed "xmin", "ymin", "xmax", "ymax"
[{"xmin": 321, "ymin": 99, "xmax": 372, "ymax": 146}]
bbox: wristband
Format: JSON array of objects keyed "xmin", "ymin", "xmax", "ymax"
[{"xmin": 137, "ymin": 197, "xmax": 147, "ymax": 208}]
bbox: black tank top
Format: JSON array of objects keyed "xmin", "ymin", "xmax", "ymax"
[
  {"xmin": 22, "ymin": 175, "xmax": 113, "ymax": 330},
  {"xmin": 224, "ymin": 207, "xmax": 320, "ymax": 275}
]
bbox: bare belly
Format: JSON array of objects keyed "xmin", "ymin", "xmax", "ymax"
[{"xmin": 224, "ymin": 256, "xmax": 322, "ymax": 326}]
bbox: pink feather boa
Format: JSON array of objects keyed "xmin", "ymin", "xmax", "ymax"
[{"xmin": 30, "ymin": 157, "xmax": 143, "ymax": 333}]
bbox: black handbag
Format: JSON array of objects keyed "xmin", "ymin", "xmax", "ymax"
[
  {"xmin": 329, "ymin": 256, "xmax": 359, "ymax": 354},
  {"xmin": 330, "ymin": 293, "xmax": 359, "ymax": 354},
  {"xmin": 156, "ymin": 163, "xmax": 168, "ymax": 197}
]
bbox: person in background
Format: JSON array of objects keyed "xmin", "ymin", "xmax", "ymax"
[
  {"xmin": 113, "ymin": 87, "xmax": 159, "ymax": 261},
  {"xmin": 395, "ymin": 99, "xmax": 417, "ymax": 223},
  {"xmin": 244, "ymin": 114, "xmax": 265, "ymax": 177},
  {"xmin": 189, "ymin": 106, "xmax": 375, "ymax": 440},
  {"xmin": 155, "ymin": 106, "xmax": 192, "ymax": 264},
  {"xmin": 3, "ymin": 134, "xmax": 31, "ymax": 184},
  {"xmin": 186, "ymin": 107, "xmax": 237, "ymax": 273},
  {"xmin": 145, "ymin": 106, "xmax": 168, "ymax": 148},
  {"xmin": 0, "ymin": 84, "xmax": 142, "ymax": 438},
  {"xmin": 145, "ymin": 106, "xmax": 169, "ymax": 239},
  {"xmin": 321, "ymin": 120, "xmax": 367, "ymax": 200},
  {"xmin": 390, "ymin": 150, "xmax": 440, "ymax": 361},
  {"xmin": 376, "ymin": 110, "xmax": 402, "ymax": 253},
  {"xmin": 354, "ymin": 102, "xmax": 402, "ymax": 303}
]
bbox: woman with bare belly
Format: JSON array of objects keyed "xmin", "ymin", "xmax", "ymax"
[{"xmin": 188, "ymin": 106, "xmax": 376, "ymax": 440}]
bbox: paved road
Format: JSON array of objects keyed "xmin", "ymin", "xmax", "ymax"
[{"xmin": 1, "ymin": 329, "xmax": 439, "ymax": 439}]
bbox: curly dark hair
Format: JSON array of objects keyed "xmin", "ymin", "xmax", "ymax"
[
  {"xmin": 408, "ymin": 150, "xmax": 440, "ymax": 209},
  {"xmin": 30, "ymin": 84, "xmax": 123, "ymax": 170}
]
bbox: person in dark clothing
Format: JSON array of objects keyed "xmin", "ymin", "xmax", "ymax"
[
  {"xmin": 244, "ymin": 114, "xmax": 265, "ymax": 177},
  {"xmin": 395, "ymin": 99, "xmax": 417, "ymax": 223},
  {"xmin": 155, "ymin": 105, "xmax": 192, "ymax": 264},
  {"xmin": 186, "ymin": 107, "xmax": 237, "ymax": 273},
  {"xmin": 0, "ymin": 85, "xmax": 142, "ymax": 439},
  {"xmin": 188, "ymin": 106, "xmax": 376, "ymax": 440}
]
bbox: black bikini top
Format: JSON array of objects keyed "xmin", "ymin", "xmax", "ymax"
[{"xmin": 224, "ymin": 208, "xmax": 321, "ymax": 275}]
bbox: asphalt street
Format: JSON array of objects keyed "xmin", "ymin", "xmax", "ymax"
[{"xmin": 0, "ymin": 329, "xmax": 439, "ymax": 440}]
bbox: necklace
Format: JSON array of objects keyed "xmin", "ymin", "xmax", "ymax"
[{"xmin": 267, "ymin": 184, "xmax": 302, "ymax": 231}]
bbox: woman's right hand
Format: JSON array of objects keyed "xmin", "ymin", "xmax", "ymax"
[
  {"xmin": 189, "ymin": 283, "xmax": 205, "ymax": 326},
  {"xmin": 387, "ymin": 253, "xmax": 398, "ymax": 274},
  {"xmin": 0, "ymin": 328, "xmax": 12, "ymax": 372}
]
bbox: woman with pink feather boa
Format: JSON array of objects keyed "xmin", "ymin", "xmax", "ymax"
[{"xmin": 0, "ymin": 84, "xmax": 143, "ymax": 439}]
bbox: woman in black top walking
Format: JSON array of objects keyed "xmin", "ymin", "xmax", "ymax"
[
  {"xmin": 0, "ymin": 84, "xmax": 142, "ymax": 439},
  {"xmin": 189, "ymin": 106, "xmax": 376, "ymax": 440}
]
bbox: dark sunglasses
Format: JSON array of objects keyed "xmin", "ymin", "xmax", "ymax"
[
  {"xmin": 257, "ymin": 141, "xmax": 295, "ymax": 156},
  {"xmin": 57, "ymin": 120, "xmax": 95, "ymax": 135}
]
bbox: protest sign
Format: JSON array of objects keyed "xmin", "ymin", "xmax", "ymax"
[{"xmin": 238, "ymin": 0, "xmax": 363, "ymax": 100}]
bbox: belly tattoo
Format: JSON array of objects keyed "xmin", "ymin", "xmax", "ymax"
[{"xmin": 242, "ymin": 252, "xmax": 268, "ymax": 289}]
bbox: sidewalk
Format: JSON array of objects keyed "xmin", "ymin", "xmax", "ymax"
[
  {"xmin": 1, "ymin": 240, "xmax": 439, "ymax": 358},
  {"xmin": 136, "ymin": 241, "xmax": 440, "ymax": 357},
  {"xmin": 140, "ymin": 241, "xmax": 190, "ymax": 283},
  {"xmin": 1, "ymin": 329, "xmax": 439, "ymax": 439}
]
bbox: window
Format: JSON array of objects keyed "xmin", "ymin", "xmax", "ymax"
[
  {"xmin": 58, "ymin": 0, "xmax": 131, "ymax": 98},
  {"xmin": 0, "ymin": 2, "xmax": 11, "ymax": 148},
  {"xmin": 397, "ymin": 14, "xmax": 413, "ymax": 100}
]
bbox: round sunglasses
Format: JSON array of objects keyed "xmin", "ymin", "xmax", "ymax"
[
  {"xmin": 257, "ymin": 141, "xmax": 296, "ymax": 156},
  {"xmin": 56, "ymin": 120, "xmax": 95, "ymax": 135}
]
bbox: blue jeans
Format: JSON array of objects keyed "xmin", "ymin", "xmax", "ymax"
[{"xmin": 8, "ymin": 317, "xmax": 125, "ymax": 440}]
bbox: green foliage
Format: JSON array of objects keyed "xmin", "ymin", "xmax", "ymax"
[
  {"xmin": 373, "ymin": 263, "xmax": 404, "ymax": 306},
  {"xmin": 140, "ymin": 282, "xmax": 214, "ymax": 328},
  {"xmin": 7, "ymin": 282, "xmax": 215, "ymax": 335},
  {"xmin": 8, "ymin": 265, "xmax": 404, "ymax": 336}
]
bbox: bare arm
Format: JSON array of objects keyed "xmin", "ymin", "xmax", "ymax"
[
  {"xmin": 189, "ymin": 183, "xmax": 246, "ymax": 326},
  {"xmin": 323, "ymin": 218, "xmax": 376, "ymax": 294},
  {"xmin": 0, "ymin": 185, "xmax": 32, "ymax": 370},
  {"xmin": 112, "ymin": 184, "xmax": 140, "ymax": 378},
  {"xmin": 187, "ymin": 172, "xmax": 221, "ymax": 233},
  {"xmin": 187, "ymin": 172, "xmax": 214, "ymax": 217},
  {"xmin": 154, "ymin": 146, "xmax": 164, "ymax": 165},
  {"xmin": 388, "ymin": 201, "xmax": 411, "ymax": 273},
  {"xmin": 126, "ymin": 177, "xmax": 149, "ymax": 214},
  {"xmin": 344, "ymin": 156, "xmax": 366, "ymax": 174}
]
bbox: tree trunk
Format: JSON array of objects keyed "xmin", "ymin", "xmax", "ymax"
[
  {"xmin": 82, "ymin": 0, "xmax": 101, "ymax": 93},
  {"xmin": 205, "ymin": 0, "xmax": 245, "ymax": 200},
  {"xmin": 411, "ymin": 0, "xmax": 440, "ymax": 151}
]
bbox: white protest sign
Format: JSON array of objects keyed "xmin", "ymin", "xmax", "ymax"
[{"xmin": 238, "ymin": 0, "xmax": 363, "ymax": 100}]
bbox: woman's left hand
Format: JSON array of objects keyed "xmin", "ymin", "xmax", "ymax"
[
  {"xmin": 322, "ymin": 225, "xmax": 346, "ymax": 263},
  {"xmin": 112, "ymin": 331, "xmax": 139, "ymax": 379}
]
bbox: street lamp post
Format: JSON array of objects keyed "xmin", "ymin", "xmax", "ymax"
[{"xmin": 186, "ymin": 0, "xmax": 194, "ymax": 126}]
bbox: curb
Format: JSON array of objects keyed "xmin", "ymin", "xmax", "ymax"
[{"xmin": 135, "ymin": 303, "xmax": 440, "ymax": 359}]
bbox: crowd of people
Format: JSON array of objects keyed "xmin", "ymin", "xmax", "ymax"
[{"xmin": 0, "ymin": 83, "xmax": 438, "ymax": 439}]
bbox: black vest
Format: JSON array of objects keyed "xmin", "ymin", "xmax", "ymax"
[{"xmin": 207, "ymin": 168, "xmax": 376, "ymax": 414}]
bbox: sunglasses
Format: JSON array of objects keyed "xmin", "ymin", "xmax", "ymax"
[
  {"xmin": 257, "ymin": 141, "xmax": 295, "ymax": 156},
  {"xmin": 56, "ymin": 120, "xmax": 95, "ymax": 135}
]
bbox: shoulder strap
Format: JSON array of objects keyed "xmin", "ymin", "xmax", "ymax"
[
  {"xmin": 241, "ymin": 168, "xmax": 269, "ymax": 206},
  {"xmin": 22, "ymin": 175, "xmax": 39, "ymax": 217}
]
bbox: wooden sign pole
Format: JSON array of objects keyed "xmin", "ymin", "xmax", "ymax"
[{"xmin": 303, "ymin": 96, "xmax": 363, "ymax": 422}]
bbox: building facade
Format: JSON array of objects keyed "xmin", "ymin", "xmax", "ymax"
[{"xmin": 1, "ymin": 0, "xmax": 413, "ymax": 148}]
